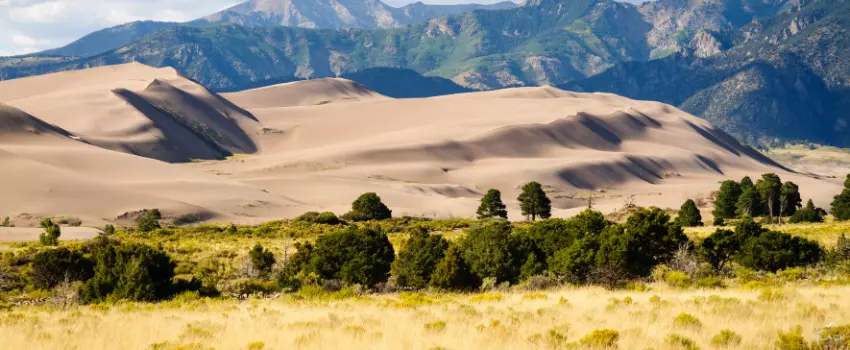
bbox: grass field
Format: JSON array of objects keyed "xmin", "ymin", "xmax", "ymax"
[{"xmin": 1, "ymin": 284, "xmax": 847, "ymax": 350}]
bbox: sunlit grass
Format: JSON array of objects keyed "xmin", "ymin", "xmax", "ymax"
[{"xmin": 1, "ymin": 285, "xmax": 848, "ymax": 349}]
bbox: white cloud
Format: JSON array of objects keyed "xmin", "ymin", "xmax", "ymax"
[{"xmin": 7, "ymin": 1, "xmax": 67, "ymax": 23}]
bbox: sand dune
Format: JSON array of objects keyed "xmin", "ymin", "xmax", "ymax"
[
  {"xmin": 222, "ymin": 78, "xmax": 387, "ymax": 109},
  {"xmin": 0, "ymin": 64, "xmax": 844, "ymax": 228},
  {"xmin": 0, "ymin": 63, "xmax": 259, "ymax": 162}
]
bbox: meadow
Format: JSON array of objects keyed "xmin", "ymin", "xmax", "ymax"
[{"xmin": 1, "ymin": 284, "xmax": 848, "ymax": 350}]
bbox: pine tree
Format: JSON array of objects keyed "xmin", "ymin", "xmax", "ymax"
[
  {"xmin": 780, "ymin": 181, "xmax": 802, "ymax": 218},
  {"xmin": 39, "ymin": 218, "xmax": 61, "ymax": 246},
  {"xmin": 476, "ymin": 189, "xmax": 508, "ymax": 219},
  {"xmin": 789, "ymin": 199, "xmax": 824, "ymax": 224},
  {"xmin": 756, "ymin": 173, "xmax": 782, "ymax": 223},
  {"xmin": 736, "ymin": 188, "xmax": 762, "ymax": 218},
  {"xmin": 831, "ymin": 175, "xmax": 850, "ymax": 221},
  {"xmin": 344, "ymin": 192, "xmax": 392, "ymax": 221},
  {"xmin": 713, "ymin": 180, "xmax": 742, "ymax": 219},
  {"xmin": 740, "ymin": 176, "xmax": 755, "ymax": 192},
  {"xmin": 677, "ymin": 199, "xmax": 703, "ymax": 227},
  {"xmin": 518, "ymin": 182, "xmax": 552, "ymax": 221}
]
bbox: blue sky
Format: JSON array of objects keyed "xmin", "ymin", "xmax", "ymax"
[{"xmin": 0, "ymin": 0, "xmax": 646, "ymax": 57}]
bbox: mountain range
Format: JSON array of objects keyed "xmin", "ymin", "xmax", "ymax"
[{"xmin": 2, "ymin": 0, "xmax": 849, "ymax": 148}]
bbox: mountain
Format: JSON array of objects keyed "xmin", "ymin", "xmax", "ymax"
[
  {"xmin": 341, "ymin": 68, "xmax": 472, "ymax": 97},
  {"xmin": 41, "ymin": 21, "xmax": 178, "ymax": 58},
  {"xmin": 195, "ymin": 0, "xmax": 518, "ymax": 28},
  {"xmin": 2, "ymin": 0, "xmax": 653, "ymax": 90},
  {"xmin": 21, "ymin": 0, "xmax": 515, "ymax": 60},
  {"xmin": 564, "ymin": 0, "xmax": 850, "ymax": 147}
]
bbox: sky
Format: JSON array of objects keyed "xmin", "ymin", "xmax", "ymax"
[{"xmin": 0, "ymin": 0, "xmax": 645, "ymax": 57}]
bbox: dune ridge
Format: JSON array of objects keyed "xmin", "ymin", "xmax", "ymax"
[{"xmin": 0, "ymin": 63, "xmax": 842, "ymax": 225}]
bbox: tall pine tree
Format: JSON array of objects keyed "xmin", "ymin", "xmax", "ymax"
[
  {"xmin": 518, "ymin": 182, "xmax": 551, "ymax": 221},
  {"xmin": 477, "ymin": 189, "xmax": 508, "ymax": 219},
  {"xmin": 713, "ymin": 180, "xmax": 742, "ymax": 219},
  {"xmin": 831, "ymin": 175, "xmax": 850, "ymax": 221}
]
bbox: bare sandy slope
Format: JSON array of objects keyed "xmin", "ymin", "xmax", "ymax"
[
  {"xmin": 0, "ymin": 102, "xmax": 303, "ymax": 230},
  {"xmin": 0, "ymin": 63, "xmax": 843, "ymax": 228},
  {"xmin": 0, "ymin": 63, "xmax": 259, "ymax": 162}
]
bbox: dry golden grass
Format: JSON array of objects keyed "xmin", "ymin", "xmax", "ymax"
[
  {"xmin": 2, "ymin": 284, "xmax": 847, "ymax": 350},
  {"xmin": 684, "ymin": 219, "xmax": 850, "ymax": 247}
]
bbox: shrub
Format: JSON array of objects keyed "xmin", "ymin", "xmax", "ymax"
[
  {"xmin": 0, "ymin": 216, "xmax": 10, "ymax": 227},
  {"xmin": 621, "ymin": 207, "xmax": 689, "ymax": 276},
  {"xmin": 548, "ymin": 237, "xmax": 600, "ymax": 284},
  {"xmin": 309, "ymin": 226, "xmax": 394, "ymax": 286},
  {"xmin": 39, "ymin": 219, "xmax": 61, "ymax": 246},
  {"xmin": 221, "ymin": 278, "xmax": 277, "ymax": 296},
  {"xmin": 711, "ymin": 329, "xmax": 742, "ymax": 348},
  {"xmin": 673, "ymin": 313, "xmax": 702, "ymax": 328},
  {"xmin": 391, "ymin": 227, "xmax": 448, "ymax": 289},
  {"xmin": 695, "ymin": 276, "xmax": 724, "ymax": 288},
  {"xmin": 477, "ymin": 189, "xmax": 508, "ymax": 219},
  {"xmin": 137, "ymin": 209, "xmax": 162, "ymax": 233},
  {"xmin": 80, "ymin": 243, "xmax": 175, "ymax": 303},
  {"xmin": 460, "ymin": 220, "xmax": 517, "ymax": 283},
  {"xmin": 519, "ymin": 253, "xmax": 545, "ymax": 281},
  {"xmin": 30, "ymin": 248, "xmax": 94, "ymax": 289},
  {"xmin": 249, "ymin": 244, "xmax": 276, "ymax": 278},
  {"xmin": 788, "ymin": 200, "xmax": 824, "ymax": 223},
  {"xmin": 699, "ymin": 229, "xmax": 739, "ymax": 271},
  {"xmin": 518, "ymin": 181, "xmax": 551, "ymax": 221},
  {"xmin": 430, "ymin": 244, "xmax": 479, "ymax": 290},
  {"xmin": 735, "ymin": 231, "xmax": 823, "ymax": 272},
  {"xmin": 776, "ymin": 326, "xmax": 810, "ymax": 350},
  {"xmin": 666, "ymin": 334, "xmax": 701, "ymax": 350},
  {"xmin": 831, "ymin": 175, "xmax": 850, "ymax": 221},
  {"xmin": 277, "ymin": 242, "xmax": 314, "ymax": 290},
  {"xmin": 579, "ymin": 329, "xmax": 619, "ymax": 348},
  {"xmin": 677, "ymin": 199, "xmax": 703, "ymax": 227},
  {"xmin": 666, "ymin": 272, "xmax": 692, "ymax": 289},
  {"xmin": 103, "ymin": 224, "xmax": 115, "ymax": 235},
  {"xmin": 343, "ymin": 193, "xmax": 392, "ymax": 221},
  {"xmin": 295, "ymin": 211, "xmax": 341, "ymax": 225}
]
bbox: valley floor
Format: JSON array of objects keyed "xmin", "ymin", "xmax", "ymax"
[{"xmin": 1, "ymin": 285, "xmax": 846, "ymax": 350}]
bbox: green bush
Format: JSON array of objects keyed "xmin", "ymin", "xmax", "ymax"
[
  {"xmin": 221, "ymin": 278, "xmax": 278, "ymax": 296},
  {"xmin": 677, "ymin": 199, "xmax": 703, "ymax": 227},
  {"xmin": 699, "ymin": 229, "xmax": 739, "ymax": 271},
  {"xmin": 30, "ymin": 248, "xmax": 94, "ymax": 289},
  {"xmin": 309, "ymin": 226, "xmax": 394, "ymax": 286},
  {"xmin": 666, "ymin": 272, "xmax": 692, "ymax": 289},
  {"xmin": 103, "ymin": 224, "xmax": 115, "ymax": 235},
  {"xmin": 735, "ymin": 231, "xmax": 823, "ymax": 272},
  {"xmin": 673, "ymin": 313, "xmax": 702, "ymax": 328},
  {"xmin": 277, "ymin": 242, "xmax": 314, "ymax": 290},
  {"xmin": 831, "ymin": 175, "xmax": 850, "ymax": 221},
  {"xmin": 342, "ymin": 193, "xmax": 392, "ymax": 221},
  {"xmin": 694, "ymin": 276, "xmax": 724, "ymax": 288},
  {"xmin": 295, "ymin": 211, "xmax": 341, "ymax": 225},
  {"xmin": 137, "ymin": 209, "xmax": 162, "ymax": 233},
  {"xmin": 776, "ymin": 326, "xmax": 810, "ymax": 350},
  {"xmin": 391, "ymin": 227, "xmax": 448, "ymax": 289},
  {"xmin": 579, "ymin": 329, "xmax": 619, "ymax": 348},
  {"xmin": 519, "ymin": 252, "xmax": 545, "ymax": 281},
  {"xmin": 249, "ymin": 244, "xmax": 276, "ymax": 278},
  {"xmin": 713, "ymin": 180, "xmax": 742, "ymax": 219},
  {"xmin": 666, "ymin": 334, "xmax": 701, "ymax": 350},
  {"xmin": 621, "ymin": 207, "xmax": 689, "ymax": 276},
  {"xmin": 39, "ymin": 219, "xmax": 61, "ymax": 246},
  {"xmin": 80, "ymin": 243, "xmax": 175, "ymax": 303},
  {"xmin": 460, "ymin": 220, "xmax": 518, "ymax": 283},
  {"xmin": 429, "ymin": 244, "xmax": 479, "ymax": 290},
  {"xmin": 711, "ymin": 329, "xmax": 742, "ymax": 348},
  {"xmin": 788, "ymin": 200, "xmax": 824, "ymax": 223}
]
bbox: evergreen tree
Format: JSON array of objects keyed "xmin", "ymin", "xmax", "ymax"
[
  {"xmin": 676, "ymin": 199, "xmax": 703, "ymax": 227},
  {"xmin": 519, "ymin": 252, "xmax": 545, "ymax": 281},
  {"xmin": 39, "ymin": 218, "xmax": 61, "ymax": 246},
  {"xmin": 476, "ymin": 189, "xmax": 508, "ymax": 219},
  {"xmin": 713, "ymin": 180, "xmax": 742, "ymax": 219},
  {"xmin": 249, "ymin": 244, "xmax": 276, "ymax": 278},
  {"xmin": 699, "ymin": 229, "xmax": 738, "ymax": 271},
  {"xmin": 137, "ymin": 209, "xmax": 162, "ymax": 233},
  {"xmin": 460, "ymin": 220, "xmax": 517, "ymax": 283},
  {"xmin": 831, "ymin": 175, "xmax": 850, "ymax": 221},
  {"xmin": 736, "ymin": 188, "xmax": 762, "ymax": 218},
  {"xmin": 780, "ymin": 181, "xmax": 802, "ymax": 218},
  {"xmin": 740, "ymin": 176, "xmax": 755, "ymax": 192},
  {"xmin": 518, "ymin": 181, "xmax": 552, "ymax": 221},
  {"xmin": 309, "ymin": 227, "xmax": 395, "ymax": 286},
  {"xmin": 789, "ymin": 199, "xmax": 824, "ymax": 223},
  {"xmin": 344, "ymin": 193, "xmax": 392, "ymax": 221},
  {"xmin": 430, "ymin": 244, "xmax": 479, "ymax": 290},
  {"xmin": 836, "ymin": 234, "xmax": 850, "ymax": 261},
  {"xmin": 391, "ymin": 227, "xmax": 449, "ymax": 289},
  {"xmin": 756, "ymin": 173, "xmax": 782, "ymax": 222}
]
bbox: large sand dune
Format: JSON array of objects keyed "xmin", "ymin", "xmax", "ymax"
[{"xmin": 0, "ymin": 63, "xmax": 843, "ymax": 227}]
